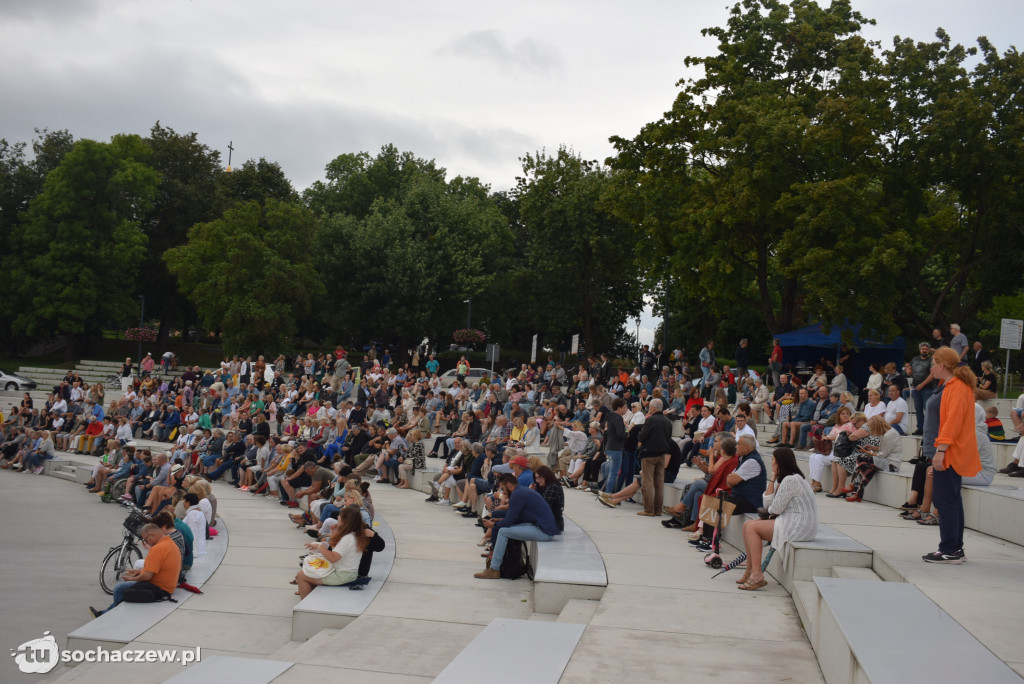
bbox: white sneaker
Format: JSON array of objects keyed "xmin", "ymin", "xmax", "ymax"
[
  {"xmin": 436, "ymin": 499, "xmax": 450, "ymax": 505},
  {"xmin": 452, "ymin": 501, "xmax": 467, "ymax": 509},
  {"xmin": 429, "ymin": 480, "xmax": 439, "ymax": 491}
]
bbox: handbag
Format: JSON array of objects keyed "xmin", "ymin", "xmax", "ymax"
[
  {"xmin": 832, "ymin": 432, "xmax": 854, "ymax": 460},
  {"xmin": 698, "ymin": 491, "xmax": 736, "ymax": 529},
  {"xmin": 302, "ymin": 553, "xmax": 335, "ymax": 579}
]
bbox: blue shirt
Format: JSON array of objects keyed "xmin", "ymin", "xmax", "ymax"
[
  {"xmin": 426, "ymin": 359, "xmax": 439, "ymax": 375},
  {"xmin": 498, "ymin": 485, "xmax": 559, "ymax": 536},
  {"xmin": 517, "ymin": 469, "xmax": 534, "ymax": 487}
]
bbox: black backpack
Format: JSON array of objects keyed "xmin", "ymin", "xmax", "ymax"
[{"xmin": 499, "ymin": 540, "xmax": 534, "ymax": 580}]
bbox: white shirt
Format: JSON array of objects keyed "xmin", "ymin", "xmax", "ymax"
[
  {"xmin": 864, "ymin": 402, "xmax": 887, "ymax": 421},
  {"xmin": 884, "ymin": 397, "xmax": 909, "ymax": 433},
  {"xmin": 184, "ymin": 507, "xmax": 207, "ymax": 556},
  {"xmin": 734, "ymin": 424, "xmax": 757, "ymax": 441}
]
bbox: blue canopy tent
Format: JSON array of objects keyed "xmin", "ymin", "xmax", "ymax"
[{"xmin": 775, "ymin": 322, "xmax": 906, "ymax": 391}]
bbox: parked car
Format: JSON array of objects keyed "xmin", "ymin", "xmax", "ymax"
[
  {"xmin": 0, "ymin": 368, "xmax": 38, "ymax": 391},
  {"xmin": 438, "ymin": 367, "xmax": 493, "ymax": 388}
]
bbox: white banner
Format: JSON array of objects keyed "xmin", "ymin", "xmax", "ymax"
[
  {"xmin": 570, "ymin": 334, "xmax": 579, "ymax": 355},
  {"xmin": 530, "ymin": 335, "xmax": 538, "ymax": 364}
]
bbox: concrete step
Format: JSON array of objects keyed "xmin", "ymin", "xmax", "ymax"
[
  {"xmin": 555, "ymin": 598, "xmax": 599, "ymax": 624},
  {"xmin": 528, "ymin": 612, "xmax": 559, "ymax": 622},
  {"xmin": 831, "ymin": 565, "xmax": 881, "ymax": 581}
]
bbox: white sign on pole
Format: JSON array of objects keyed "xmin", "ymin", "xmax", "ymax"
[
  {"xmin": 999, "ymin": 319, "xmax": 1023, "ymax": 350},
  {"xmin": 999, "ymin": 319, "xmax": 1022, "ymax": 397},
  {"xmin": 530, "ymin": 335, "xmax": 538, "ymax": 364},
  {"xmin": 570, "ymin": 334, "xmax": 579, "ymax": 355}
]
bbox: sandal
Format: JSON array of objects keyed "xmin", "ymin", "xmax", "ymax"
[
  {"xmin": 735, "ymin": 569, "xmax": 751, "ymax": 585},
  {"xmin": 738, "ymin": 578, "xmax": 769, "ymax": 591},
  {"xmin": 899, "ymin": 501, "xmax": 917, "ymax": 510},
  {"xmin": 917, "ymin": 514, "xmax": 939, "ymax": 526},
  {"xmin": 899, "ymin": 510, "xmax": 921, "ymax": 520}
]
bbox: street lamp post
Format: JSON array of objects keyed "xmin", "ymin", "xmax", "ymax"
[
  {"xmin": 464, "ymin": 298, "xmax": 472, "ymax": 330},
  {"xmin": 137, "ymin": 295, "xmax": 145, "ymax": 376}
]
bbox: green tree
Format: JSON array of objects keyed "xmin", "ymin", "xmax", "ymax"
[
  {"xmin": 515, "ymin": 147, "xmax": 643, "ymax": 354},
  {"xmin": 219, "ymin": 157, "xmax": 297, "ymax": 206},
  {"xmin": 3, "ymin": 136, "xmax": 160, "ymax": 359},
  {"xmin": 877, "ymin": 32, "xmax": 1024, "ymax": 338},
  {"xmin": 140, "ymin": 122, "xmax": 224, "ymax": 345},
  {"xmin": 313, "ymin": 159, "xmax": 510, "ymax": 350},
  {"xmin": 609, "ymin": 0, "xmax": 887, "ymax": 338},
  {"xmin": 165, "ymin": 199, "xmax": 324, "ymax": 354}
]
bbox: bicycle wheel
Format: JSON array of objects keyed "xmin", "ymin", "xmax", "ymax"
[{"xmin": 99, "ymin": 542, "xmax": 142, "ymax": 594}]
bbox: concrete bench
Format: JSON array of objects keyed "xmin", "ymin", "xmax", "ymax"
[
  {"xmin": 527, "ymin": 517, "xmax": 607, "ymax": 613},
  {"xmin": 162, "ymin": 655, "xmax": 293, "ymax": 684},
  {"xmin": 66, "ymin": 517, "xmax": 229, "ymax": 655},
  {"xmin": 718, "ymin": 512, "xmax": 872, "ymax": 593},
  {"xmin": 795, "ymin": 452, "xmax": 1024, "ymax": 547},
  {"xmin": 290, "ymin": 516, "xmax": 396, "ymax": 640},
  {"xmin": 434, "ymin": 618, "xmax": 585, "ymax": 684},
  {"xmin": 808, "ymin": 577, "xmax": 1020, "ymax": 684}
]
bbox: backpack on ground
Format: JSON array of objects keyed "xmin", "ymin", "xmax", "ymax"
[{"xmin": 499, "ymin": 539, "xmax": 534, "ymax": 580}]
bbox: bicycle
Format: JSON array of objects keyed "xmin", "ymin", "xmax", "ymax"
[
  {"xmin": 103, "ymin": 374, "xmax": 123, "ymax": 391},
  {"xmin": 99, "ymin": 510, "xmax": 147, "ymax": 594}
]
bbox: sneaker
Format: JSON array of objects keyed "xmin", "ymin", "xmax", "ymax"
[
  {"xmin": 694, "ymin": 541, "xmax": 712, "ymax": 552},
  {"xmin": 239, "ymin": 486, "xmax": 249, "ymax": 492},
  {"xmin": 424, "ymin": 495, "xmax": 439, "ymax": 502},
  {"xmin": 1009, "ymin": 470, "xmax": 1024, "ymax": 478},
  {"xmin": 687, "ymin": 530, "xmax": 702, "ymax": 540},
  {"xmin": 598, "ymin": 496, "xmax": 617, "ymax": 509},
  {"xmin": 452, "ymin": 501, "xmax": 468, "ymax": 509},
  {"xmin": 429, "ymin": 480, "xmax": 439, "ymax": 491},
  {"xmin": 922, "ymin": 551, "xmax": 963, "ymax": 564},
  {"xmin": 89, "ymin": 606, "xmax": 102, "ymax": 619},
  {"xmin": 687, "ymin": 538, "xmax": 706, "ymax": 547},
  {"xmin": 661, "ymin": 518, "xmax": 684, "ymax": 529},
  {"xmin": 436, "ymin": 499, "xmax": 450, "ymax": 505}
]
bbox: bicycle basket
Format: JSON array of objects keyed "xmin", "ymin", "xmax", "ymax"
[{"xmin": 123, "ymin": 510, "xmax": 149, "ymax": 538}]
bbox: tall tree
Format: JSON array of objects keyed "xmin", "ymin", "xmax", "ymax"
[
  {"xmin": 515, "ymin": 147, "xmax": 643, "ymax": 354},
  {"xmin": 165, "ymin": 199, "xmax": 324, "ymax": 354},
  {"xmin": 140, "ymin": 122, "xmax": 224, "ymax": 345},
  {"xmin": 313, "ymin": 158, "xmax": 510, "ymax": 351},
  {"xmin": 3, "ymin": 136, "xmax": 160, "ymax": 359}
]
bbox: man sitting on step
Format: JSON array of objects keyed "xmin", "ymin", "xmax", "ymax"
[{"xmin": 475, "ymin": 472, "xmax": 560, "ymax": 579}]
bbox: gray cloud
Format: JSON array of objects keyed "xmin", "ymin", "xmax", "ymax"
[
  {"xmin": 0, "ymin": 0, "xmax": 103, "ymax": 23},
  {"xmin": 436, "ymin": 30, "xmax": 561, "ymax": 74}
]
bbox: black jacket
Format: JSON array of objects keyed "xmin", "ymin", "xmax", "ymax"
[{"xmin": 637, "ymin": 411, "xmax": 672, "ymax": 457}]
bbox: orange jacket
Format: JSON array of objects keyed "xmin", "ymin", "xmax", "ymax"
[{"xmin": 935, "ymin": 376, "xmax": 980, "ymax": 477}]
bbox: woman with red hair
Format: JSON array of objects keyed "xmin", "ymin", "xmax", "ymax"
[{"xmin": 921, "ymin": 346, "xmax": 980, "ymax": 564}]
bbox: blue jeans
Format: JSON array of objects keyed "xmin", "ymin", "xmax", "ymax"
[
  {"xmin": 208, "ymin": 459, "xmax": 239, "ymax": 482},
  {"xmin": 682, "ymin": 479, "xmax": 708, "ymax": 521},
  {"xmin": 931, "ymin": 466, "xmax": 964, "ymax": 555},
  {"xmin": 912, "ymin": 388, "xmax": 933, "ymax": 433},
  {"xmin": 25, "ymin": 452, "xmax": 53, "ymax": 470},
  {"xmin": 616, "ymin": 451, "xmax": 636, "ymax": 492},
  {"xmin": 99, "ymin": 580, "xmax": 137, "ymax": 614},
  {"xmin": 604, "ymin": 449, "xmax": 622, "ymax": 493},
  {"xmin": 892, "ymin": 425, "xmax": 906, "ymax": 435},
  {"xmin": 490, "ymin": 523, "xmax": 554, "ymax": 571}
]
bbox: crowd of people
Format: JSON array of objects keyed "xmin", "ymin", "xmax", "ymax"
[{"xmin": 2, "ymin": 326, "xmax": 1019, "ymax": 613}]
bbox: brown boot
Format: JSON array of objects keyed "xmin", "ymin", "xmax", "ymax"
[{"xmin": 474, "ymin": 567, "xmax": 500, "ymax": 579}]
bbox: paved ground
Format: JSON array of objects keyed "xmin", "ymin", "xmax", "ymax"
[
  {"xmin": 7, "ymin": 447, "xmax": 1021, "ymax": 683},
  {"xmin": 0, "ymin": 470, "xmax": 129, "ymax": 683}
]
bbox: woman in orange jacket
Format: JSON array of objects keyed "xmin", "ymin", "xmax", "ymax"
[{"xmin": 921, "ymin": 346, "xmax": 981, "ymax": 564}]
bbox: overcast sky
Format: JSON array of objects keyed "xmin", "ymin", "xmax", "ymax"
[{"xmin": 2, "ymin": 0, "xmax": 1019, "ymax": 344}]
